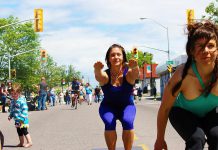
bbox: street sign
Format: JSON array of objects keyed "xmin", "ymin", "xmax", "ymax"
[{"xmin": 166, "ymin": 60, "xmax": 174, "ymax": 65}]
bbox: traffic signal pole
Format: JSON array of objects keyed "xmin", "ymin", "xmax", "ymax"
[
  {"xmin": 0, "ymin": 8, "xmax": 43, "ymax": 32},
  {"xmin": 0, "ymin": 9, "xmax": 43, "ymax": 81},
  {"xmin": 149, "ymin": 54, "xmax": 153, "ymax": 96},
  {"xmin": 0, "ymin": 19, "xmax": 35, "ymax": 29},
  {"xmin": 7, "ymin": 49, "xmax": 36, "ymax": 80},
  {"xmin": 8, "ymin": 54, "xmax": 11, "ymax": 80},
  {"xmin": 140, "ymin": 18, "xmax": 170, "ymax": 61}
]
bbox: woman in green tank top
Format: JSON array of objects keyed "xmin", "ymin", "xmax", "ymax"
[{"xmin": 155, "ymin": 20, "xmax": 218, "ymax": 150}]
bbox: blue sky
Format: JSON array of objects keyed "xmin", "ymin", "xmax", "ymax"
[{"xmin": 0, "ymin": 0, "xmax": 213, "ymax": 86}]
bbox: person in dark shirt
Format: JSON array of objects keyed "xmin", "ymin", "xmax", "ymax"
[
  {"xmin": 137, "ymin": 87, "xmax": 142, "ymax": 101},
  {"xmin": 71, "ymin": 78, "xmax": 80, "ymax": 91},
  {"xmin": 37, "ymin": 77, "xmax": 48, "ymax": 111},
  {"xmin": 71, "ymin": 78, "xmax": 80, "ymax": 108},
  {"xmin": 0, "ymin": 84, "xmax": 8, "ymax": 113},
  {"xmin": 94, "ymin": 86, "xmax": 101, "ymax": 103}
]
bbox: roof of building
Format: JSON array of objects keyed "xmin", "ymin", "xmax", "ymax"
[{"xmin": 156, "ymin": 54, "xmax": 187, "ymax": 74}]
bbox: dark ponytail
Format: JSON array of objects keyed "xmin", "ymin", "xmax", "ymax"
[
  {"xmin": 172, "ymin": 56, "xmax": 192, "ymax": 96},
  {"xmin": 204, "ymin": 58, "xmax": 218, "ymax": 96}
]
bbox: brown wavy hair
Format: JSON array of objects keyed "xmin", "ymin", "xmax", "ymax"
[
  {"xmin": 11, "ymin": 82, "xmax": 22, "ymax": 93},
  {"xmin": 172, "ymin": 21, "xmax": 218, "ymax": 96}
]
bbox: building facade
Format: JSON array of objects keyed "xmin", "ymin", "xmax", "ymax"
[{"xmin": 156, "ymin": 55, "xmax": 187, "ymax": 98}]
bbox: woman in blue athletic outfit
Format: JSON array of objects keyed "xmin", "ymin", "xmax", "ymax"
[
  {"xmin": 94, "ymin": 44, "xmax": 139, "ymax": 150},
  {"xmin": 155, "ymin": 21, "xmax": 218, "ymax": 150}
]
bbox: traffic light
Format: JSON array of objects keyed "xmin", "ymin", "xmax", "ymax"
[
  {"xmin": 167, "ymin": 65, "xmax": 172, "ymax": 73},
  {"xmin": 132, "ymin": 48, "xmax": 138, "ymax": 59},
  {"xmin": 11, "ymin": 69, "xmax": 16, "ymax": 78},
  {"xmin": 40, "ymin": 50, "xmax": 47, "ymax": 62},
  {"xmin": 61, "ymin": 79, "xmax": 65, "ymax": 85},
  {"xmin": 34, "ymin": 8, "xmax": 43, "ymax": 32},
  {"xmin": 187, "ymin": 9, "xmax": 194, "ymax": 25}
]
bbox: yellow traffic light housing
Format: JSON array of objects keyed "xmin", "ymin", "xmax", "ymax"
[
  {"xmin": 132, "ymin": 48, "xmax": 138, "ymax": 59},
  {"xmin": 40, "ymin": 50, "xmax": 47, "ymax": 62},
  {"xmin": 11, "ymin": 69, "xmax": 16, "ymax": 78},
  {"xmin": 187, "ymin": 9, "xmax": 194, "ymax": 25},
  {"xmin": 167, "ymin": 65, "xmax": 172, "ymax": 73},
  {"xmin": 34, "ymin": 8, "xmax": 43, "ymax": 32}
]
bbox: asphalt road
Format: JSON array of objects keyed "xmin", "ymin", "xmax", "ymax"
[{"xmin": 0, "ymin": 99, "xmax": 185, "ymax": 150}]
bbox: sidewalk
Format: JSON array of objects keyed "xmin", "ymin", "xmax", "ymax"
[{"xmin": 141, "ymin": 93, "xmax": 162, "ymax": 101}]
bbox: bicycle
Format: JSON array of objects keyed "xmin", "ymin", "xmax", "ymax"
[{"xmin": 71, "ymin": 91, "xmax": 79, "ymax": 109}]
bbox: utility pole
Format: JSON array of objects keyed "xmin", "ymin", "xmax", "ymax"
[{"xmin": 149, "ymin": 53, "xmax": 153, "ymax": 96}]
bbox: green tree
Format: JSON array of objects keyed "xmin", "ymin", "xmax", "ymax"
[
  {"xmin": 203, "ymin": 0, "xmax": 218, "ymax": 22},
  {"xmin": 66, "ymin": 65, "xmax": 81, "ymax": 84},
  {"xmin": 0, "ymin": 16, "xmax": 82, "ymax": 94},
  {"xmin": 126, "ymin": 50, "xmax": 153, "ymax": 68},
  {"xmin": 0, "ymin": 16, "xmax": 40, "ymax": 83}
]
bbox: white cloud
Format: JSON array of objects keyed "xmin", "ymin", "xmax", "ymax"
[{"xmin": 1, "ymin": 0, "xmax": 212, "ymax": 86}]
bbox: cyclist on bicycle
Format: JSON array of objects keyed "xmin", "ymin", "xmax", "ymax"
[{"xmin": 71, "ymin": 78, "xmax": 80, "ymax": 109}]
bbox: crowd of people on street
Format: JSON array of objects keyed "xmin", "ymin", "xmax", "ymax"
[
  {"xmin": 1, "ymin": 19, "xmax": 218, "ymax": 150},
  {"xmin": 0, "ymin": 76, "xmax": 105, "ymax": 149}
]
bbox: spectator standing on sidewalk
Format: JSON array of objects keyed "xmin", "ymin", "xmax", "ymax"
[
  {"xmin": 49, "ymin": 87, "xmax": 56, "ymax": 106},
  {"xmin": 94, "ymin": 44, "xmax": 139, "ymax": 150},
  {"xmin": 137, "ymin": 87, "xmax": 142, "ymax": 101},
  {"xmin": 155, "ymin": 21, "xmax": 218, "ymax": 150},
  {"xmin": 85, "ymin": 83, "xmax": 93, "ymax": 105},
  {"xmin": 0, "ymin": 84, "xmax": 8, "ymax": 113},
  {"xmin": 65, "ymin": 91, "xmax": 71, "ymax": 105},
  {"xmin": 94, "ymin": 86, "xmax": 101, "ymax": 103},
  {"xmin": 37, "ymin": 77, "xmax": 48, "ymax": 111},
  {"xmin": 8, "ymin": 83, "xmax": 32, "ymax": 148},
  {"xmin": 153, "ymin": 86, "xmax": 157, "ymax": 100}
]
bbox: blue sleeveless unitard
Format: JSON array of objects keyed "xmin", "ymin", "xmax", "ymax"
[{"xmin": 99, "ymin": 67, "xmax": 136, "ymax": 130}]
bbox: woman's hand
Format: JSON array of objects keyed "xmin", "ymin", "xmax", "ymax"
[
  {"xmin": 94, "ymin": 61, "xmax": 108, "ymax": 85},
  {"xmin": 125, "ymin": 58, "xmax": 139, "ymax": 84},
  {"xmin": 154, "ymin": 139, "xmax": 168, "ymax": 150},
  {"xmin": 94, "ymin": 61, "xmax": 104, "ymax": 71},
  {"xmin": 128, "ymin": 58, "xmax": 138, "ymax": 70}
]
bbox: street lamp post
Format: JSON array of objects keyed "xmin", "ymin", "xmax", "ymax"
[
  {"xmin": 143, "ymin": 52, "xmax": 153, "ymax": 96},
  {"xmin": 140, "ymin": 18, "xmax": 170, "ymax": 96},
  {"xmin": 140, "ymin": 17, "xmax": 170, "ymax": 61}
]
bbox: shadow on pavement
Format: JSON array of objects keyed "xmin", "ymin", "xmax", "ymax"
[
  {"xmin": 92, "ymin": 146, "xmax": 143, "ymax": 150},
  {"xmin": 144, "ymin": 97, "xmax": 161, "ymax": 101},
  {"xmin": 3, "ymin": 145, "xmax": 18, "ymax": 148},
  {"xmin": 61, "ymin": 108, "xmax": 78, "ymax": 111}
]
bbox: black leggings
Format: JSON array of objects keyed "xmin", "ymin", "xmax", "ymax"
[
  {"xmin": 169, "ymin": 107, "xmax": 218, "ymax": 150},
  {"xmin": 17, "ymin": 128, "xmax": 29, "ymax": 136}
]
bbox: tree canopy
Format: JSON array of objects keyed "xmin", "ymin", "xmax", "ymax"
[
  {"xmin": 203, "ymin": 0, "xmax": 218, "ymax": 22},
  {"xmin": 0, "ymin": 16, "xmax": 81, "ymax": 92},
  {"xmin": 126, "ymin": 50, "xmax": 153, "ymax": 68}
]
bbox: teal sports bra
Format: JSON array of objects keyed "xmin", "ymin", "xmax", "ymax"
[{"xmin": 174, "ymin": 61, "xmax": 218, "ymax": 117}]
